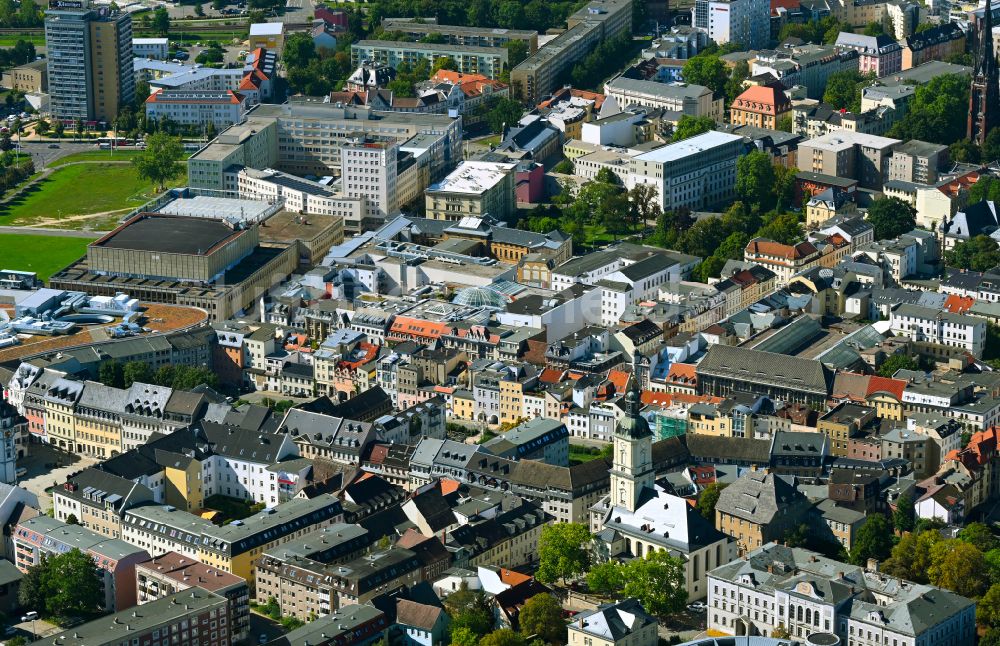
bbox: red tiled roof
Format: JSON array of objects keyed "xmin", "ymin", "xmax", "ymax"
[
  {"xmin": 945, "ymin": 427, "xmax": 999, "ymax": 468},
  {"xmin": 606, "ymin": 369, "xmax": 630, "ymax": 394},
  {"xmin": 439, "ymin": 478, "xmax": 461, "ymax": 495},
  {"xmin": 746, "ymin": 238, "xmax": 819, "ymax": 260},
  {"xmin": 943, "ymin": 294, "xmax": 975, "ymax": 314},
  {"xmin": 731, "ymin": 84, "xmax": 792, "ymax": 115},
  {"xmin": 866, "ymin": 376, "xmax": 905, "ymax": 401},
  {"xmin": 539, "ymin": 368, "xmax": 564, "ymax": 384},
  {"xmin": 498, "ymin": 568, "xmax": 532, "ymax": 586},
  {"xmin": 367, "ymin": 444, "xmax": 389, "ymax": 465},
  {"xmin": 389, "ymin": 316, "xmax": 451, "ymax": 340},
  {"xmin": 666, "ymin": 363, "xmax": 698, "ymax": 385}
]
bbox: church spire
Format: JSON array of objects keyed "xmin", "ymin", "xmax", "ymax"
[{"xmin": 969, "ymin": 1, "xmax": 1000, "ymax": 145}]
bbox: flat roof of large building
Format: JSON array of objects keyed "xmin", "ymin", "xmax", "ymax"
[
  {"xmin": 353, "ymin": 39, "xmax": 508, "ymax": 56},
  {"xmin": 426, "ymin": 161, "xmax": 517, "ymax": 195},
  {"xmin": 156, "ymin": 195, "xmax": 275, "ymax": 223},
  {"xmin": 633, "ymin": 130, "xmax": 743, "ymax": 164},
  {"xmin": 93, "ymin": 215, "xmax": 243, "ymax": 255},
  {"xmin": 249, "ymin": 22, "xmax": 284, "ymax": 35},
  {"xmin": 381, "ymin": 19, "xmax": 537, "ymax": 38},
  {"xmin": 800, "ymin": 131, "xmax": 900, "ymax": 150}
]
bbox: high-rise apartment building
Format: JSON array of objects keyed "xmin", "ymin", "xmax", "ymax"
[
  {"xmin": 692, "ymin": 0, "xmax": 769, "ymax": 50},
  {"xmin": 45, "ymin": 2, "xmax": 134, "ymax": 123},
  {"xmin": 89, "ymin": 10, "xmax": 135, "ymax": 122}
]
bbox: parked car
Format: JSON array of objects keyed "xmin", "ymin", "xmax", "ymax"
[
  {"xmin": 687, "ymin": 602, "xmax": 707, "ymax": 612},
  {"xmin": 14, "ymin": 467, "xmax": 26, "ymax": 479}
]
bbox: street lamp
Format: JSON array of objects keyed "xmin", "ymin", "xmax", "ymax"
[{"xmin": 22, "ymin": 611, "xmax": 37, "ymax": 640}]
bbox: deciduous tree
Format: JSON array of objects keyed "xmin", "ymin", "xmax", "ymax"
[
  {"xmin": 929, "ymin": 539, "xmax": 989, "ymax": 598},
  {"xmin": 132, "ymin": 132, "xmax": 184, "ymax": 191},
  {"xmin": 517, "ymin": 594, "xmax": 565, "ymax": 645},
  {"xmin": 697, "ymin": 483, "xmax": 727, "ymax": 521},
  {"xmin": 671, "ymin": 115, "xmax": 715, "ymax": 142},
  {"xmin": 849, "ymin": 513, "xmax": 894, "ymax": 566},
  {"xmin": 621, "ymin": 551, "xmax": 687, "ymax": 616},
  {"xmin": 537, "ymin": 523, "xmax": 591, "ymax": 584},
  {"xmin": 736, "ymin": 150, "xmax": 775, "ymax": 210},
  {"xmin": 682, "ymin": 54, "xmax": 727, "ymax": 96},
  {"xmin": 586, "ymin": 561, "xmax": 624, "ymax": 596},
  {"xmin": 946, "ymin": 235, "xmax": 1000, "ymax": 272},
  {"xmin": 866, "ymin": 197, "xmax": 916, "ymax": 240}
]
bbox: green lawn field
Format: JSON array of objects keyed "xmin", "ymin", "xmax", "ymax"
[
  {"xmin": 49, "ymin": 150, "xmax": 193, "ymax": 167},
  {"xmin": 0, "ymin": 233, "xmax": 91, "ymax": 280},
  {"xmin": 48, "ymin": 150, "xmax": 144, "ymax": 167},
  {"xmin": 0, "ymin": 162, "xmax": 155, "ymax": 225}
]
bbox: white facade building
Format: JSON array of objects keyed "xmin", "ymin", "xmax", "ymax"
[
  {"xmin": 238, "ymin": 168, "xmax": 366, "ymax": 222},
  {"xmin": 132, "ymin": 37, "xmax": 169, "ymax": 60},
  {"xmin": 145, "ymin": 90, "xmax": 247, "ymax": 129},
  {"xmin": 889, "ymin": 303, "xmax": 986, "ymax": 357},
  {"xmin": 692, "ymin": 0, "xmax": 770, "ymax": 49},
  {"xmin": 707, "ymin": 543, "xmax": 976, "ymax": 646},
  {"xmin": 341, "ymin": 138, "xmax": 399, "ymax": 226},
  {"xmin": 628, "ymin": 131, "xmax": 744, "ymax": 211}
]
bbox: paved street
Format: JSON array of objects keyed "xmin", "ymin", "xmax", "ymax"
[
  {"xmin": 18, "ymin": 443, "xmax": 99, "ymax": 512},
  {"xmin": 18, "ymin": 140, "xmax": 97, "ymax": 169},
  {"xmin": 249, "ymin": 613, "xmax": 286, "ymax": 644}
]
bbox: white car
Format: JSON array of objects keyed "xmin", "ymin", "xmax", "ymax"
[
  {"xmin": 14, "ymin": 467, "xmax": 26, "ymax": 479},
  {"xmin": 687, "ymin": 602, "xmax": 707, "ymax": 612}
]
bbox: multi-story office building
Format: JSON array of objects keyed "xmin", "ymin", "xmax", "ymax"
[
  {"xmin": 187, "ymin": 104, "xmax": 460, "ymax": 196},
  {"xmin": 628, "ymin": 131, "xmax": 744, "ymax": 211},
  {"xmin": 132, "ymin": 37, "xmax": 168, "ymax": 59},
  {"xmin": 603, "ymin": 77, "xmax": 721, "ymax": 120},
  {"xmin": 691, "ymin": 0, "xmax": 770, "ymax": 49},
  {"xmin": 351, "ymin": 40, "xmax": 508, "ymax": 79},
  {"xmin": 510, "ymin": 0, "xmax": 632, "ymax": 103},
  {"xmin": 45, "ymin": 3, "xmax": 134, "ymax": 123},
  {"xmin": 135, "ymin": 552, "xmax": 250, "ymax": 643},
  {"xmin": 341, "ymin": 137, "xmax": 399, "ymax": 223},
  {"xmin": 238, "ymin": 168, "xmax": 364, "ymax": 223},
  {"xmin": 424, "ymin": 161, "xmax": 517, "ymax": 222}
]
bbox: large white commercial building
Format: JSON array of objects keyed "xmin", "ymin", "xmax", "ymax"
[
  {"xmin": 627, "ymin": 130, "xmax": 745, "ymax": 211},
  {"xmin": 238, "ymin": 168, "xmax": 365, "ymax": 224},
  {"xmin": 145, "ymin": 90, "xmax": 248, "ymax": 129},
  {"xmin": 889, "ymin": 303, "xmax": 986, "ymax": 357},
  {"xmin": 692, "ymin": 0, "xmax": 770, "ymax": 50},
  {"xmin": 424, "ymin": 160, "xmax": 517, "ymax": 222},
  {"xmin": 708, "ymin": 543, "xmax": 976, "ymax": 646},
  {"xmin": 187, "ymin": 103, "xmax": 461, "ymax": 217},
  {"xmin": 341, "ymin": 137, "xmax": 399, "ymax": 223}
]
